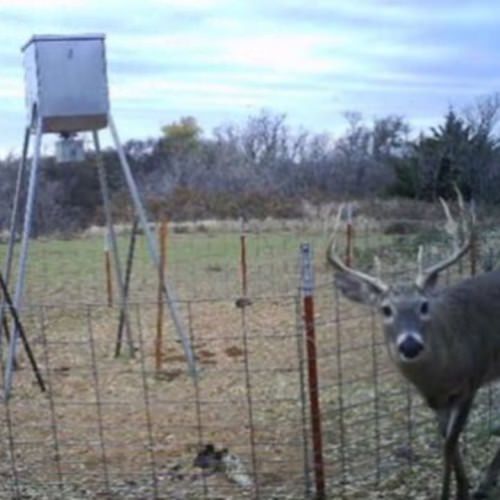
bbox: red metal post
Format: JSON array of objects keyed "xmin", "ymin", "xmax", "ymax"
[{"xmin": 300, "ymin": 243, "xmax": 326, "ymax": 499}]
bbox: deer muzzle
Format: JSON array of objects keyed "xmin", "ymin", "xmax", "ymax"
[{"xmin": 396, "ymin": 332, "xmax": 424, "ymax": 362}]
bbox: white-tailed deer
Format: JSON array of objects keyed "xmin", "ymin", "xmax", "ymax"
[{"xmin": 327, "ymin": 192, "xmax": 500, "ymax": 500}]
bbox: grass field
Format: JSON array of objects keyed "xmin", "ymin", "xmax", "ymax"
[
  {"xmin": 0, "ymin": 227, "xmax": 327, "ymax": 499},
  {"xmin": 4, "ymin": 228, "xmax": 327, "ymax": 305},
  {"xmin": 0, "ymin": 220, "xmax": 499, "ymax": 499}
]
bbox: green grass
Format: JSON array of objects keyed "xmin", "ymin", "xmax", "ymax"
[
  {"xmin": 0, "ymin": 221, "xmax": 492, "ymax": 500},
  {"xmin": 0, "ymin": 229, "xmax": 332, "ymax": 306},
  {"xmin": 0, "ymin": 216, "xmax": 470, "ymax": 308}
]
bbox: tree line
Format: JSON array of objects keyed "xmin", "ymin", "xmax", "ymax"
[{"xmin": 0, "ymin": 93, "xmax": 499, "ymax": 235}]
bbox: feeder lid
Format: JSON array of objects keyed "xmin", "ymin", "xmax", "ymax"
[{"xmin": 22, "ymin": 33, "xmax": 105, "ymax": 52}]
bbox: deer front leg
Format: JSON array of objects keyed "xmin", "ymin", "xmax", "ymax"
[
  {"xmin": 437, "ymin": 398, "xmax": 473, "ymax": 500},
  {"xmin": 453, "ymin": 449, "xmax": 470, "ymax": 499}
]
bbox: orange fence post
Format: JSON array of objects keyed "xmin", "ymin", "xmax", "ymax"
[{"xmin": 155, "ymin": 219, "xmax": 168, "ymax": 373}]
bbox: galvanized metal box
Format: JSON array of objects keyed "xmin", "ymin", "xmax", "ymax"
[{"xmin": 22, "ymin": 34, "xmax": 109, "ymax": 133}]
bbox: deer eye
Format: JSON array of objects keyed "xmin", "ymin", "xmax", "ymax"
[
  {"xmin": 381, "ymin": 305, "xmax": 393, "ymax": 319},
  {"xmin": 420, "ymin": 301, "xmax": 429, "ymax": 316}
]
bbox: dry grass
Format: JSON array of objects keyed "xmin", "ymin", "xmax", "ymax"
[
  {"xmin": 0, "ymin": 221, "xmax": 498, "ymax": 499},
  {"xmin": 0, "ymin": 296, "xmax": 310, "ymax": 499}
]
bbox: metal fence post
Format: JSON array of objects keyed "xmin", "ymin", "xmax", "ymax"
[
  {"xmin": 156, "ymin": 219, "xmax": 168, "ymax": 373},
  {"xmin": 300, "ymin": 243, "xmax": 326, "ymax": 499},
  {"xmin": 240, "ymin": 232, "xmax": 248, "ymax": 297},
  {"xmin": 5, "ymin": 117, "xmax": 43, "ymax": 398},
  {"xmin": 104, "ymin": 231, "xmax": 113, "ymax": 307},
  {"xmin": 108, "ymin": 114, "xmax": 197, "ymax": 378}
]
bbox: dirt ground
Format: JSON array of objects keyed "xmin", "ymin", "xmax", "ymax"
[
  {"xmin": 0, "ymin": 295, "xmax": 311, "ymax": 499},
  {"xmin": 0, "ymin": 227, "xmax": 499, "ymax": 499}
]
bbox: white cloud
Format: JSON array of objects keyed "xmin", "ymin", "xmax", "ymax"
[
  {"xmin": 0, "ymin": 0, "xmax": 499, "ymax": 155},
  {"xmin": 220, "ymin": 34, "xmax": 333, "ymax": 73},
  {"xmin": 0, "ymin": 76, "xmax": 24, "ymax": 100}
]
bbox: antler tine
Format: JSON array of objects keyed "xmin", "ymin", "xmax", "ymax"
[
  {"xmin": 455, "ymin": 184, "xmax": 464, "ymax": 206},
  {"xmin": 439, "ymin": 196, "xmax": 459, "ymax": 249},
  {"xmin": 327, "ymin": 204, "xmax": 389, "ymax": 293},
  {"xmin": 415, "ymin": 189, "xmax": 473, "ymax": 290},
  {"xmin": 416, "ymin": 245, "xmax": 424, "ymax": 284},
  {"xmin": 454, "ymin": 184, "xmax": 468, "ymax": 247},
  {"xmin": 469, "ymin": 198, "xmax": 477, "ymax": 225},
  {"xmin": 326, "ymin": 202, "xmax": 345, "ymax": 260},
  {"xmin": 333, "ymin": 202, "xmax": 344, "ymax": 238},
  {"xmin": 373, "ymin": 255, "xmax": 382, "ymax": 281}
]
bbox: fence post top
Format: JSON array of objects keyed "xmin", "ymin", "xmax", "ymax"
[{"xmin": 300, "ymin": 243, "xmax": 314, "ymax": 297}]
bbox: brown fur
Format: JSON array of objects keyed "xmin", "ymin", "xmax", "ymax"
[{"xmin": 334, "ymin": 269, "xmax": 500, "ymax": 499}]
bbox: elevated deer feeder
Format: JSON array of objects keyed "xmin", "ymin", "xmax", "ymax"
[{"xmin": 22, "ymin": 34, "xmax": 109, "ymax": 134}]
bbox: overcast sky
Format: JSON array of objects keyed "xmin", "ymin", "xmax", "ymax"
[{"xmin": 0, "ymin": 0, "xmax": 499, "ymax": 156}]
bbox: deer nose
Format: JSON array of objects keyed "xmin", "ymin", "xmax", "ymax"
[{"xmin": 398, "ymin": 334, "xmax": 424, "ymax": 360}]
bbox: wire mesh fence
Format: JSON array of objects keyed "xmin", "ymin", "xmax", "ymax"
[
  {"xmin": 0, "ymin": 297, "xmax": 311, "ymax": 499},
  {"xmin": 0, "ymin": 216, "xmax": 499, "ymax": 499}
]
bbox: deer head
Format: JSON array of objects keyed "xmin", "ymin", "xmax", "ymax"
[{"xmin": 327, "ymin": 190, "xmax": 475, "ymax": 365}]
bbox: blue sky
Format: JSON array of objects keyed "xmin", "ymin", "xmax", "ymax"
[{"xmin": 0, "ymin": 0, "xmax": 499, "ymax": 156}]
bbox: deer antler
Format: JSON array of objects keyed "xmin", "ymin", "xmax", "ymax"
[
  {"xmin": 326, "ymin": 204, "xmax": 389, "ymax": 294},
  {"xmin": 415, "ymin": 187, "xmax": 475, "ymax": 290}
]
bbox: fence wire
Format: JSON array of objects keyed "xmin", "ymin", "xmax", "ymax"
[{"xmin": 0, "ymin": 220, "xmax": 499, "ymax": 499}]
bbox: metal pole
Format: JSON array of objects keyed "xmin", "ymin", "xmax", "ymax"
[
  {"xmin": 300, "ymin": 243, "xmax": 326, "ymax": 500},
  {"xmin": 4, "ymin": 118, "xmax": 43, "ymax": 398},
  {"xmin": 240, "ymin": 232, "xmax": 248, "ymax": 297},
  {"xmin": 104, "ymin": 231, "xmax": 113, "ymax": 307},
  {"xmin": 294, "ymin": 295, "xmax": 312, "ymax": 498},
  {"xmin": 92, "ymin": 130, "xmax": 135, "ymax": 357},
  {"xmin": 108, "ymin": 114, "xmax": 197, "ymax": 378},
  {"xmin": 0, "ymin": 272, "xmax": 45, "ymax": 392},
  {"xmin": 345, "ymin": 203, "xmax": 353, "ymax": 267},
  {"xmin": 115, "ymin": 218, "xmax": 138, "ymax": 357},
  {"xmin": 0, "ymin": 127, "xmax": 30, "ymax": 350},
  {"xmin": 155, "ymin": 219, "xmax": 167, "ymax": 373},
  {"xmin": 240, "ymin": 219, "xmax": 248, "ymax": 298},
  {"xmin": 3, "ymin": 127, "xmax": 30, "ymax": 287}
]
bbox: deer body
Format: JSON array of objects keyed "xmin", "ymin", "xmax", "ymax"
[
  {"xmin": 387, "ymin": 271, "xmax": 500, "ymax": 411},
  {"xmin": 328, "ymin": 194, "xmax": 500, "ymax": 499}
]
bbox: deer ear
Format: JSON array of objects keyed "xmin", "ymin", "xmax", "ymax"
[{"xmin": 334, "ymin": 272, "xmax": 383, "ymax": 305}]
